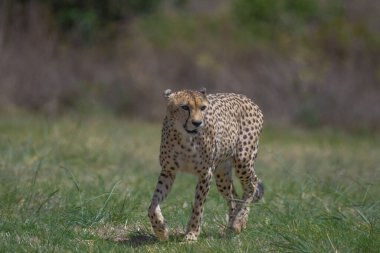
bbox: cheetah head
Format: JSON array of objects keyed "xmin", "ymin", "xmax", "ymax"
[{"xmin": 164, "ymin": 88, "xmax": 209, "ymax": 135}]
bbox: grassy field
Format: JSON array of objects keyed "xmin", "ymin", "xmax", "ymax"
[{"xmin": 0, "ymin": 113, "xmax": 379, "ymax": 252}]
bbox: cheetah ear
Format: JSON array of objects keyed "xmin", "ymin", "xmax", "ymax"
[
  {"xmin": 163, "ymin": 89, "xmax": 173, "ymax": 98},
  {"xmin": 199, "ymin": 87, "xmax": 207, "ymax": 96}
]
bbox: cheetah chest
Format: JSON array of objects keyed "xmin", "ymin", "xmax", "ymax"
[{"xmin": 173, "ymin": 136, "xmax": 214, "ymax": 175}]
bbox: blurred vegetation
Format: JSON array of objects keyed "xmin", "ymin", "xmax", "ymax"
[
  {"xmin": 233, "ymin": 0, "xmax": 342, "ymax": 39},
  {"xmin": 50, "ymin": 0, "xmax": 161, "ymax": 41},
  {"xmin": 0, "ymin": 0, "xmax": 379, "ymax": 131},
  {"xmin": 5, "ymin": 0, "xmax": 162, "ymax": 42}
]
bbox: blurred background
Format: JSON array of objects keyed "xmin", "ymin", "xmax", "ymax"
[{"xmin": 0, "ymin": 0, "xmax": 379, "ymax": 131}]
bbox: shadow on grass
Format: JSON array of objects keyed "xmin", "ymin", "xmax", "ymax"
[
  {"xmin": 96, "ymin": 224, "xmax": 235, "ymax": 247},
  {"xmin": 112, "ymin": 230, "xmax": 157, "ymax": 247},
  {"xmin": 96, "ymin": 225, "xmax": 185, "ymax": 248}
]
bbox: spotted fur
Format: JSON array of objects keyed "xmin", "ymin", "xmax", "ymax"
[{"xmin": 148, "ymin": 89, "xmax": 264, "ymax": 241}]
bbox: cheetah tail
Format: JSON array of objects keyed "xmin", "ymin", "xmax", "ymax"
[{"xmin": 254, "ymin": 180, "xmax": 264, "ymax": 202}]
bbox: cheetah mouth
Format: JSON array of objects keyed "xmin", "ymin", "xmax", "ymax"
[{"xmin": 184, "ymin": 128, "xmax": 198, "ymax": 134}]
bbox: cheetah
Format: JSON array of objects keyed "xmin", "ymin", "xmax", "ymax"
[{"xmin": 148, "ymin": 88, "xmax": 264, "ymax": 241}]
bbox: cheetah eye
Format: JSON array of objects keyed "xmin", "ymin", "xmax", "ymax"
[
  {"xmin": 181, "ymin": 105, "xmax": 190, "ymax": 111},
  {"xmin": 200, "ymin": 106, "xmax": 207, "ymax": 111}
]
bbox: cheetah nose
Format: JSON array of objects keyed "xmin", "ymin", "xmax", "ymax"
[{"xmin": 192, "ymin": 121, "xmax": 202, "ymax": 127}]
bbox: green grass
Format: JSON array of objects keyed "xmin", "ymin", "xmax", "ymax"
[{"xmin": 0, "ymin": 113, "xmax": 379, "ymax": 252}]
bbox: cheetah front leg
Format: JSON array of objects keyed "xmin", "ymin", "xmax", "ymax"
[
  {"xmin": 148, "ymin": 170, "xmax": 176, "ymax": 241},
  {"xmin": 184, "ymin": 170, "xmax": 212, "ymax": 241}
]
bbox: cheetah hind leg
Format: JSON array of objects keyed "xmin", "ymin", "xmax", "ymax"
[
  {"xmin": 214, "ymin": 161, "xmax": 239, "ymax": 224},
  {"xmin": 228, "ymin": 176, "xmax": 264, "ymax": 233}
]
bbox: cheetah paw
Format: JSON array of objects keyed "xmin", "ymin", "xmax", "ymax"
[
  {"xmin": 184, "ymin": 232, "xmax": 198, "ymax": 242},
  {"xmin": 229, "ymin": 215, "xmax": 248, "ymax": 233},
  {"xmin": 155, "ymin": 228, "xmax": 169, "ymax": 241}
]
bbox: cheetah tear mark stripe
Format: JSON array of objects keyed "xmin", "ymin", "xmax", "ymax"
[
  {"xmin": 184, "ymin": 93, "xmax": 199, "ymax": 134},
  {"xmin": 183, "ymin": 109, "xmax": 197, "ymax": 134}
]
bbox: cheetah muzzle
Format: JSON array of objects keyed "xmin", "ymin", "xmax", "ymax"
[
  {"xmin": 184, "ymin": 126, "xmax": 199, "ymax": 135},
  {"xmin": 148, "ymin": 88, "xmax": 264, "ymax": 241}
]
